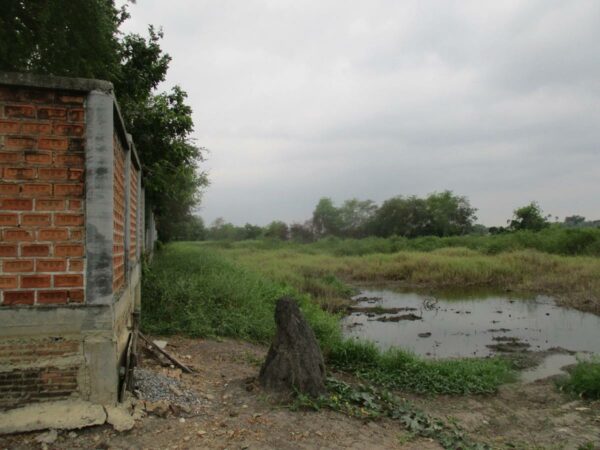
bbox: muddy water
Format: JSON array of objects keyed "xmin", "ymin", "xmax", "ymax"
[{"xmin": 342, "ymin": 289, "xmax": 600, "ymax": 379}]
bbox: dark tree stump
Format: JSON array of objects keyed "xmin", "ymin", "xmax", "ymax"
[{"xmin": 259, "ymin": 297, "xmax": 326, "ymax": 397}]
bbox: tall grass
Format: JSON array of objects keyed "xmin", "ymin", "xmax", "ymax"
[
  {"xmin": 208, "ymin": 243, "xmax": 600, "ymax": 314},
  {"xmin": 142, "ymin": 242, "xmax": 513, "ymax": 394},
  {"xmin": 202, "ymin": 227, "xmax": 600, "ymax": 257}
]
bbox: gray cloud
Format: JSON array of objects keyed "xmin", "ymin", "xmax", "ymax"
[{"xmin": 121, "ymin": 0, "xmax": 600, "ymax": 226}]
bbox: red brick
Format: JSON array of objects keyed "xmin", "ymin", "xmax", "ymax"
[
  {"xmin": 39, "ymin": 228, "xmax": 69, "ymax": 240},
  {"xmin": 21, "ymin": 122, "xmax": 52, "ymax": 134},
  {"xmin": 0, "ymin": 120, "xmax": 20, "ymax": 133},
  {"xmin": 54, "ymin": 274, "xmax": 82, "ymax": 287},
  {"xmin": 68, "ymin": 138, "xmax": 85, "ymax": 152},
  {"xmin": 21, "ymin": 213, "xmax": 51, "ymax": 226},
  {"xmin": 3, "ymin": 290, "xmax": 34, "ymax": 305},
  {"xmin": 0, "ymin": 213, "xmax": 18, "ymax": 226},
  {"xmin": 53, "ymin": 183, "xmax": 83, "ymax": 197},
  {"xmin": 54, "ymin": 244, "xmax": 83, "ymax": 257},
  {"xmin": 37, "ymin": 107, "xmax": 66, "ymax": 120},
  {"xmin": 21, "ymin": 244, "xmax": 50, "ymax": 257},
  {"xmin": 68, "ymin": 109, "xmax": 85, "ymax": 122},
  {"xmin": 21, "ymin": 184, "xmax": 52, "ymax": 196},
  {"xmin": 55, "ymin": 154, "xmax": 84, "ymax": 167},
  {"xmin": 68, "ymin": 289, "xmax": 84, "ymax": 303},
  {"xmin": 38, "ymin": 138, "xmax": 68, "ymax": 151},
  {"xmin": 36, "ymin": 259, "xmax": 67, "ymax": 272},
  {"xmin": 37, "ymin": 290, "xmax": 68, "ymax": 304},
  {"xmin": 0, "ymin": 245, "xmax": 18, "ymax": 257},
  {"xmin": 57, "ymin": 93, "xmax": 85, "ymax": 104},
  {"xmin": 68, "ymin": 200, "xmax": 83, "ymax": 211},
  {"xmin": 54, "ymin": 214, "xmax": 84, "ymax": 226},
  {"xmin": 5, "ymin": 136, "xmax": 36, "ymax": 149},
  {"xmin": 0, "ymin": 276, "xmax": 18, "ymax": 289},
  {"xmin": 53, "ymin": 123, "xmax": 84, "ymax": 136},
  {"xmin": 3, "ymin": 168, "xmax": 36, "ymax": 180},
  {"xmin": 17, "ymin": 89, "xmax": 55, "ymax": 103},
  {"xmin": 24, "ymin": 151, "xmax": 52, "ymax": 165},
  {"xmin": 68, "ymin": 169, "xmax": 84, "ymax": 181},
  {"xmin": 38, "ymin": 168, "xmax": 68, "ymax": 180},
  {"xmin": 70, "ymin": 229, "xmax": 84, "ymax": 240},
  {"xmin": 69, "ymin": 260, "xmax": 84, "ymax": 271},
  {"xmin": 5, "ymin": 105, "xmax": 35, "ymax": 118},
  {"xmin": 35, "ymin": 199, "xmax": 65, "ymax": 211},
  {"xmin": 0, "ymin": 152, "xmax": 23, "ymax": 163},
  {"xmin": 3, "ymin": 259, "xmax": 34, "ymax": 273},
  {"xmin": 21, "ymin": 275, "xmax": 51, "ymax": 288},
  {"xmin": 3, "ymin": 228, "xmax": 34, "ymax": 241},
  {"xmin": 0, "ymin": 184, "xmax": 21, "ymax": 195},
  {"xmin": 1, "ymin": 198, "xmax": 33, "ymax": 211}
]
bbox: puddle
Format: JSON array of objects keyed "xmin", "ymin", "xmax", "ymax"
[{"xmin": 342, "ymin": 288, "xmax": 600, "ymax": 380}]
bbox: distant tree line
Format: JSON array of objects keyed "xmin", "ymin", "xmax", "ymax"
[{"xmin": 173, "ymin": 192, "xmax": 597, "ymax": 242}]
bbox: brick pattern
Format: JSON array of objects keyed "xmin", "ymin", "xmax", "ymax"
[
  {"xmin": 113, "ymin": 135, "xmax": 126, "ymax": 292},
  {"xmin": 0, "ymin": 337, "xmax": 80, "ymax": 410},
  {"xmin": 0, "ymin": 86, "xmax": 85, "ymax": 306},
  {"xmin": 129, "ymin": 165, "xmax": 138, "ymax": 260}
]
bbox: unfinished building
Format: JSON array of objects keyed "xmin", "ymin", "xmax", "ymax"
[{"xmin": 0, "ymin": 72, "xmax": 151, "ymax": 432}]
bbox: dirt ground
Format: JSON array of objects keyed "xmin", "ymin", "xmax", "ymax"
[{"xmin": 1, "ymin": 337, "xmax": 599, "ymax": 450}]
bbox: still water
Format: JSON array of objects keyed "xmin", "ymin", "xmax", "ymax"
[{"xmin": 342, "ymin": 289, "xmax": 600, "ymax": 379}]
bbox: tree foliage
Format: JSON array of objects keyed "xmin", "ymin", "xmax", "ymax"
[
  {"xmin": 508, "ymin": 202, "xmax": 550, "ymax": 232},
  {"xmin": 0, "ymin": 0, "xmax": 207, "ymax": 241}
]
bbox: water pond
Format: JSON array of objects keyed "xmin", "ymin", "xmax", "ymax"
[{"xmin": 342, "ymin": 288, "xmax": 600, "ymax": 380}]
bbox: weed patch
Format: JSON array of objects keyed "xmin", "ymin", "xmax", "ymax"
[
  {"xmin": 293, "ymin": 377, "xmax": 490, "ymax": 449},
  {"xmin": 560, "ymin": 358, "xmax": 600, "ymax": 399}
]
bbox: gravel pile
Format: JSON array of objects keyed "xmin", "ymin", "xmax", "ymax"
[{"xmin": 134, "ymin": 368, "xmax": 202, "ymax": 408}]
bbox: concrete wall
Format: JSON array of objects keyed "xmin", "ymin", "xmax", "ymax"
[{"xmin": 0, "ymin": 72, "xmax": 150, "ymax": 415}]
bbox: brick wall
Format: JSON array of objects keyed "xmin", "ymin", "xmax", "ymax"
[
  {"xmin": 0, "ymin": 337, "xmax": 80, "ymax": 410},
  {"xmin": 113, "ymin": 134, "xmax": 126, "ymax": 292},
  {"xmin": 129, "ymin": 165, "xmax": 138, "ymax": 260},
  {"xmin": 0, "ymin": 86, "xmax": 85, "ymax": 306}
]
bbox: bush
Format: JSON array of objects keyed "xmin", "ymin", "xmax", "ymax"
[{"xmin": 561, "ymin": 358, "xmax": 600, "ymax": 399}]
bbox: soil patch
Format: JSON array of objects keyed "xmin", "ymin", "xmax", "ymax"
[{"xmin": 1, "ymin": 336, "xmax": 599, "ymax": 449}]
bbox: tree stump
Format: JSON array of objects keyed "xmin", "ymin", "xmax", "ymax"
[{"xmin": 259, "ymin": 297, "xmax": 326, "ymax": 397}]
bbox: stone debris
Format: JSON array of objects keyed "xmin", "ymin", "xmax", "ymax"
[
  {"xmin": 153, "ymin": 340, "xmax": 168, "ymax": 349},
  {"xmin": 105, "ymin": 404, "xmax": 136, "ymax": 431},
  {"xmin": 35, "ymin": 429, "xmax": 58, "ymax": 444},
  {"xmin": 134, "ymin": 368, "xmax": 203, "ymax": 416}
]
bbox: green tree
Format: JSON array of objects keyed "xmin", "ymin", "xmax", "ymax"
[
  {"xmin": 243, "ymin": 223, "xmax": 263, "ymax": 240},
  {"xmin": 0, "ymin": 0, "xmax": 123, "ymax": 79},
  {"xmin": 509, "ymin": 202, "xmax": 550, "ymax": 231},
  {"xmin": 338, "ymin": 199, "xmax": 378, "ymax": 238},
  {"xmin": 312, "ymin": 198, "xmax": 343, "ymax": 237},
  {"xmin": 370, "ymin": 191, "xmax": 476, "ymax": 238},
  {"xmin": 564, "ymin": 215, "xmax": 586, "ymax": 227},
  {"xmin": 425, "ymin": 191, "xmax": 477, "ymax": 236},
  {"xmin": 264, "ymin": 221, "xmax": 289, "ymax": 240},
  {"xmin": 0, "ymin": 1, "xmax": 208, "ymax": 241},
  {"xmin": 289, "ymin": 221, "xmax": 315, "ymax": 242}
]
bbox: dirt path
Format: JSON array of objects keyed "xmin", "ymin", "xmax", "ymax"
[{"xmin": 1, "ymin": 337, "xmax": 599, "ymax": 449}]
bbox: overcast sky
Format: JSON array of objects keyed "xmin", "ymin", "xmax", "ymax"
[{"xmin": 121, "ymin": 0, "xmax": 599, "ymax": 226}]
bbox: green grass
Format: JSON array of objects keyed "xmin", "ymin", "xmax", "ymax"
[
  {"xmin": 202, "ymin": 241, "xmax": 600, "ymax": 315},
  {"xmin": 561, "ymin": 358, "xmax": 600, "ymax": 399},
  {"xmin": 328, "ymin": 339, "xmax": 513, "ymax": 395},
  {"xmin": 142, "ymin": 242, "xmax": 514, "ymax": 395}
]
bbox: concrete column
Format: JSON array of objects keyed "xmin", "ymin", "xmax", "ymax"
[{"xmin": 85, "ymin": 91, "xmax": 114, "ymax": 305}]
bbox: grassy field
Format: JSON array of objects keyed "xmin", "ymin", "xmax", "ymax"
[
  {"xmin": 142, "ymin": 242, "xmax": 514, "ymax": 395},
  {"xmin": 201, "ymin": 239, "xmax": 600, "ymax": 314}
]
